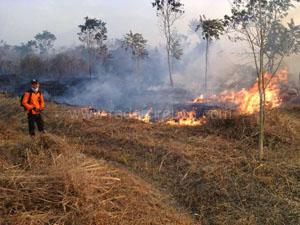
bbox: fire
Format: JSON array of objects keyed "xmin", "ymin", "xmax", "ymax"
[
  {"xmin": 142, "ymin": 112, "xmax": 151, "ymax": 123},
  {"xmin": 128, "ymin": 108, "xmax": 152, "ymax": 123},
  {"xmin": 93, "ymin": 110, "xmax": 110, "ymax": 117},
  {"xmin": 166, "ymin": 110, "xmax": 207, "ymax": 126},
  {"xmin": 169, "ymin": 70, "xmax": 288, "ymax": 126},
  {"xmin": 194, "ymin": 70, "xmax": 288, "ymax": 115},
  {"xmin": 84, "ymin": 70, "xmax": 287, "ymax": 126},
  {"xmin": 238, "ymin": 70, "xmax": 288, "ymax": 114}
]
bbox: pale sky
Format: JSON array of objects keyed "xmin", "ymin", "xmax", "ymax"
[
  {"xmin": 0, "ymin": 0, "xmax": 232, "ymax": 47},
  {"xmin": 0, "ymin": 0, "xmax": 299, "ymax": 47}
]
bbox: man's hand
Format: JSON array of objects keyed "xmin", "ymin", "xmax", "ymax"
[{"xmin": 31, "ymin": 107, "xmax": 41, "ymax": 113}]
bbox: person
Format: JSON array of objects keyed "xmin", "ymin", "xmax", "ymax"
[{"xmin": 22, "ymin": 79, "xmax": 45, "ymax": 136}]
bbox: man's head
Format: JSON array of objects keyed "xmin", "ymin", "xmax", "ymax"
[{"xmin": 31, "ymin": 79, "xmax": 40, "ymax": 92}]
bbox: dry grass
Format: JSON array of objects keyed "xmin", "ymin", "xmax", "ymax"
[
  {"xmin": 0, "ymin": 93, "xmax": 299, "ymax": 225},
  {"xmin": 0, "ymin": 94, "xmax": 193, "ymax": 225}
]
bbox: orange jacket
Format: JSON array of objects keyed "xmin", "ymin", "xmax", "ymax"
[{"xmin": 22, "ymin": 91, "xmax": 45, "ymax": 114}]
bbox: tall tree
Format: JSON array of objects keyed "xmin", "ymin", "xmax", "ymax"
[
  {"xmin": 195, "ymin": 16, "xmax": 225, "ymax": 95},
  {"xmin": 225, "ymin": 0, "xmax": 300, "ymax": 160},
  {"xmin": 34, "ymin": 30, "xmax": 56, "ymax": 55},
  {"xmin": 121, "ymin": 31, "xmax": 148, "ymax": 78},
  {"xmin": 152, "ymin": 0, "xmax": 184, "ymax": 87},
  {"xmin": 78, "ymin": 16, "xmax": 107, "ymax": 79}
]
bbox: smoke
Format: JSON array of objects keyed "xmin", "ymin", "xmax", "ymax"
[
  {"xmin": 172, "ymin": 34, "xmax": 257, "ymax": 94},
  {"xmin": 55, "ymin": 43, "xmax": 180, "ymax": 111},
  {"xmin": 50, "ymin": 37, "xmax": 258, "ymax": 111},
  {"xmin": 2, "ymin": 30, "xmax": 298, "ymax": 113},
  {"xmin": 285, "ymin": 55, "xmax": 300, "ymax": 83},
  {"xmin": 54, "ymin": 36, "xmax": 219, "ymax": 111}
]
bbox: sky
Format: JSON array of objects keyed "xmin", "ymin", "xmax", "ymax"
[
  {"xmin": 0, "ymin": 0, "xmax": 299, "ymax": 47},
  {"xmin": 0, "ymin": 0, "xmax": 232, "ymax": 47}
]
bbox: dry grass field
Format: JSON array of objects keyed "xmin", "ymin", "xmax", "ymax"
[{"xmin": 0, "ymin": 93, "xmax": 299, "ymax": 225}]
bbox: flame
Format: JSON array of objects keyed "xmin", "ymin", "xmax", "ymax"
[
  {"xmin": 238, "ymin": 70, "xmax": 287, "ymax": 114},
  {"xmin": 128, "ymin": 108, "xmax": 152, "ymax": 123},
  {"xmin": 142, "ymin": 112, "xmax": 151, "ymax": 123},
  {"xmin": 93, "ymin": 110, "xmax": 110, "ymax": 117},
  {"xmin": 194, "ymin": 70, "xmax": 288, "ymax": 115},
  {"xmin": 169, "ymin": 70, "xmax": 288, "ymax": 126},
  {"xmin": 82, "ymin": 70, "xmax": 287, "ymax": 126},
  {"xmin": 166, "ymin": 110, "xmax": 207, "ymax": 126}
]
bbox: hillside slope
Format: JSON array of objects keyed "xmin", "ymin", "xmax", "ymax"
[{"xmin": 0, "ymin": 93, "xmax": 299, "ymax": 225}]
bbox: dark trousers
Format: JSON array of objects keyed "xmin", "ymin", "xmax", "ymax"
[{"xmin": 28, "ymin": 113, "xmax": 44, "ymax": 136}]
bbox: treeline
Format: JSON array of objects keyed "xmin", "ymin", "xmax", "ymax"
[
  {"xmin": 0, "ymin": 29, "xmax": 157, "ymax": 82},
  {"xmin": 0, "ymin": 43, "xmax": 88, "ymax": 79},
  {"xmin": 0, "ymin": 0, "xmax": 233, "ymax": 88}
]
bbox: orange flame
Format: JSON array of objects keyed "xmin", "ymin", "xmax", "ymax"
[
  {"xmin": 169, "ymin": 70, "xmax": 288, "ymax": 126},
  {"xmin": 89, "ymin": 70, "xmax": 287, "ymax": 126},
  {"xmin": 194, "ymin": 70, "xmax": 288, "ymax": 115},
  {"xmin": 166, "ymin": 110, "xmax": 207, "ymax": 126},
  {"xmin": 237, "ymin": 70, "xmax": 288, "ymax": 114},
  {"xmin": 128, "ymin": 108, "xmax": 152, "ymax": 123}
]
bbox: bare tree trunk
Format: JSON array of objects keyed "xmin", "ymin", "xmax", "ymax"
[
  {"xmin": 258, "ymin": 72, "xmax": 265, "ymax": 161},
  {"xmin": 258, "ymin": 0, "xmax": 265, "ymax": 161},
  {"xmin": 88, "ymin": 65, "xmax": 92, "ymax": 80},
  {"xmin": 204, "ymin": 39, "xmax": 209, "ymax": 95},
  {"xmin": 167, "ymin": 49, "xmax": 174, "ymax": 87},
  {"xmin": 166, "ymin": 10, "xmax": 174, "ymax": 88},
  {"xmin": 87, "ymin": 31, "xmax": 93, "ymax": 80},
  {"xmin": 135, "ymin": 58, "xmax": 141, "ymax": 86},
  {"xmin": 298, "ymin": 73, "xmax": 300, "ymax": 95}
]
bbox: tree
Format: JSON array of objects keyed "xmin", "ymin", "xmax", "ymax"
[
  {"xmin": 15, "ymin": 40, "xmax": 37, "ymax": 57},
  {"xmin": 49, "ymin": 53, "xmax": 72, "ymax": 78},
  {"xmin": 121, "ymin": 31, "xmax": 148, "ymax": 78},
  {"xmin": 20, "ymin": 54, "xmax": 44, "ymax": 77},
  {"xmin": 34, "ymin": 30, "xmax": 56, "ymax": 55},
  {"xmin": 0, "ymin": 41, "xmax": 20, "ymax": 76},
  {"xmin": 78, "ymin": 16, "xmax": 108, "ymax": 79},
  {"xmin": 195, "ymin": 16, "xmax": 225, "ymax": 95},
  {"xmin": 224, "ymin": 0, "xmax": 300, "ymax": 160},
  {"xmin": 152, "ymin": 0, "xmax": 184, "ymax": 87}
]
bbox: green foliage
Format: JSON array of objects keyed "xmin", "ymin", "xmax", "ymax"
[
  {"xmin": 224, "ymin": 0, "xmax": 300, "ymax": 73},
  {"xmin": 78, "ymin": 16, "xmax": 107, "ymax": 48},
  {"xmin": 34, "ymin": 30, "xmax": 56, "ymax": 55},
  {"xmin": 122, "ymin": 31, "xmax": 148, "ymax": 60},
  {"xmin": 224, "ymin": 0, "xmax": 300, "ymax": 26},
  {"xmin": 265, "ymin": 19, "xmax": 300, "ymax": 57},
  {"xmin": 193, "ymin": 15, "xmax": 225, "ymax": 93},
  {"xmin": 78, "ymin": 16, "xmax": 108, "ymax": 78},
  {"xmin": 152, "ymin": 0, "xmax": 185, "ymax": 86},
  {"xmin": 170, "ymin": 35, "xmax": 183, "ymax": 60},
  {"xmin": 196, "ymin": 15, "xmax": 225, "ymax": 41},
  {"xmin": 152, "ymin": 0, "xmax": 184, "ymax": 13}
]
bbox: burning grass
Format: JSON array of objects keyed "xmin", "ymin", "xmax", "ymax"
[
  {"xmin": 0, "ymin": 93, "xmax": 299, "ymax": 225},
  {"xmin": 166, "ymin": 70, "xmax": 290, "ymax": 126}
]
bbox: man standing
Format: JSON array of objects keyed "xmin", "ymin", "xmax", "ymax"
[{"xmin": 22, "ymin": 79, "xmax": 45, "ymax": 136}]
